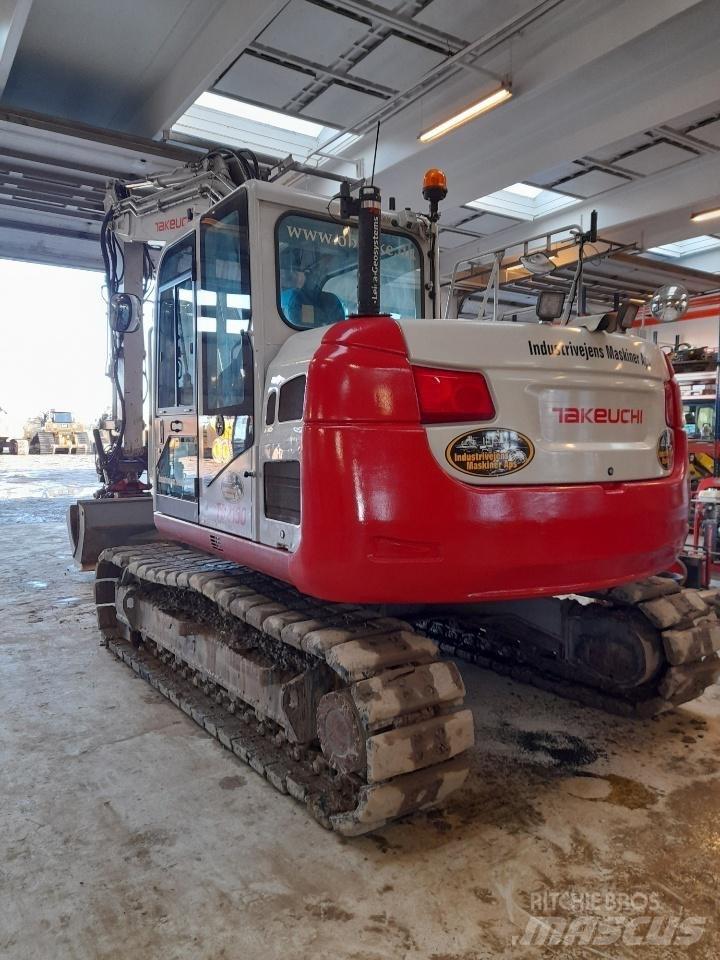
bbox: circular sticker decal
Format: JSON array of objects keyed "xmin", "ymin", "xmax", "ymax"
[
  {"xmin": 212, "ymin": 435, "xmax": 233, "ymax": 464},
  {"xmin": 446, "ymin": 428, "xmax": 535, "ymax": 477},
  {"xmin": 657, "ymin": 429, "xmax": 674, "ymax": 471}
]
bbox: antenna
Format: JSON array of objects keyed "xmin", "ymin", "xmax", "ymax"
[
  {"xmin": 338, "ymin": 120, "xmax": 383, "ymax": 315},
  {"xmin": 370, "ymin": 120, "xmax": 380, "ymax": 186}
]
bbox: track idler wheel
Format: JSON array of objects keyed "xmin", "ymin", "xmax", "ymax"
[
  {"xmin": 570, "ymin": 607, "xmax": 664, "ymax": 691},
  {"xmin": 316, "ymin": 691, "xmax": 367, "ymax": 775},
  {"xmin": 316, "ymin": 662, "xmax": 472, "ymax": 785}
]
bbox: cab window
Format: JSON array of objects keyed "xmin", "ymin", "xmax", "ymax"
[
  {"xmin": 156, "ymin": 235, "xmax": 195, "ymax": 411},
  {"xmin": 276, "ymin": 213, "xmax": 423, "ymax": 329},
  {"xmin": 684, "ymin": 402, "xmax": 715, "ymax": 439},
  {"xmin": 198, "ymin": 190, "xmax": 252, "ymax": 418}
]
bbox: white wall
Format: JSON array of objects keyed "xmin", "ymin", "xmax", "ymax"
[{"xmin": 638, "ymin": 315, "xmax": 720, "ymax": 350}]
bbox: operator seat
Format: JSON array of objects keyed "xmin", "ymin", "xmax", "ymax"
[{"xmin": 282, "ymin": 287, "xmax": 345, "ymax": 328}]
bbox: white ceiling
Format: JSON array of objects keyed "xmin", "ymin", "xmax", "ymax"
[
  {"xmin": 346, "ymin": 35, "xmax": 446, "ymax": 89},
  {"xmin": 0, "ymin": 0, "xmax": 719, "ymax": 278},
  {"xmin": 257, "ymin": 0, "xmax": 367, "ymax": 67},
  {"xmin": 300, "ymin": 84, "xmax": 384, "ymax": 126},
  {"xmin": 215, "ymin": 55, "xmax": 310, "ymax": 110}
]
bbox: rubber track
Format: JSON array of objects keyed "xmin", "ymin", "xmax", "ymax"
[
  {"xmin": 95, "ymin": 542, "xmax": 471, "ymax": 835},
  {"xmin": 415, "ymin": 626, "xmax": 659, "ymax": 717},
  {"xmin": 106, "ymin": 635, "xmax": 354, "ymax": 830},
  {"xmin": 416, "ymin": 582, "xmax": 720, "ymax": 717}
]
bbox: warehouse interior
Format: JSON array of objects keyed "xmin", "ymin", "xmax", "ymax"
[{"xmin": 2, "ymin": 2, "xmax": 720, "ymax": 957}]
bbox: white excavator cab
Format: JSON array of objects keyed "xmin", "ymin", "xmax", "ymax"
[{"xmin": 150, "ymin": 180, "xmax": 432, "ymax": 552}]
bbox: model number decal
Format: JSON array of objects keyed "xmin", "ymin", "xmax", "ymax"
[
  {"xmin": 552, "ymin": 407, "xmax": 644, "ymax": 424},
  {"xmin": 446, "ymin": 428, "xmax": 534, "ymax": 477}
]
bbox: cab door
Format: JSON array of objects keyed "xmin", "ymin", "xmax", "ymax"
[
  {"xmin": 196, "ymin": 190, "xmax": 255, "ymax": 540},
  {"xmin": 154, "ymin": 234, "xmax": 199, "ymax": 523}
]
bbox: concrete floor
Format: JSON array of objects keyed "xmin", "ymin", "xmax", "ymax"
[{"xmin": 1, "ymin": 456, "xmax": 719, "ymax": 959}]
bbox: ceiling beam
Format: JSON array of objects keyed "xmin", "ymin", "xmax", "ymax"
[
  {"xmin": 511, "ymin": 0, "xmax": 706, "ymax": 98},
  {"xmin": 0, "ymin": 0, "xmax": 32, "ymax": 98},
  {"xmin": 0, "ymin": 107, "xmax": 198, "ymax": 163},
  {"xmin": 0, "ymin": 195, "xmax": 103, "ymax": 220},
  {"xmin": 0, "ymin": 220, "xmax": 102, "ymax": 270}
]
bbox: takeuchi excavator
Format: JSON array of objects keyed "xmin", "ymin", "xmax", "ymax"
[{"xmin": 69, "ymin": 149, "xmax": 720, "ymax": 835}]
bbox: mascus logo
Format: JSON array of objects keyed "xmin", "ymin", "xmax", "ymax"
[
  {"xmin": 155, "ymin": 215, "xmax": 188, "ymax": 233},
  {"xmin": 552, "ymin": 407, "xmax": 644, "ymax": 424}
]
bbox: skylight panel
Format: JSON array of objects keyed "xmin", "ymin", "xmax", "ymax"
[
  {"xmin": 504, "ymin": 182, "xmax": 543, "ymax": 199},
  {"xmin": 173, "ymin": 91, "xmax": 349, "ymax": 165},
  {"xmin": 647, "ymin": 235, "xmax": 720, "ymax": 258},
  {"xmin": 196, "ymin": 92, "xmax": 323, "ymax": 137},
  {"xmin": 466, "ymin": 182, "xmax": 578, "ymax": 221}
]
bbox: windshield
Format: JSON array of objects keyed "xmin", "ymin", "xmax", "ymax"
[
  {"xmin": 52, "ymin": 411, "xmax": 73, "ymax": 423},
  {"xmin": 276, "ymin": 213, "xmax": 423, "ymax": 329},
  {"xmin": 683, "ymin": 401, "xmax": 716, "ymax": 439}
]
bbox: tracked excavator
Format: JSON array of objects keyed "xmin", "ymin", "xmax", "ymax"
[{"xmin": 69, "ymin": 148, "xmax": 720, "ymax": 835}]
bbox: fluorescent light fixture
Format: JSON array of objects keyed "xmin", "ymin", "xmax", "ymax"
[
  {"xmin": 690, "ymin": 206, "xmax": 720, "ymax": 223},
  {"xmin": 419, "ymin": 87, "xmax": 512, "ymax": 143},
  {"xmin": 505, "ymin": 182, "xmax": 542, "ymax": 199},
  {"xmin": 196, "ymin": 91, "xmax": 323, "ymax": 137}
]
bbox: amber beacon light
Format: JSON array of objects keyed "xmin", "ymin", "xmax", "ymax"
[
  {"xmin": 418, "ymin": 86, "xmax": 512, "ymax": 143},
  {"xmin": 422, "ymin": 168, "xmax": 448, "ymax": 196}
]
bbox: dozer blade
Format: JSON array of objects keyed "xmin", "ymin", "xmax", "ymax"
[{"xmin": 68, "ymin": 496, "xmax": 158, "ymax": 570}]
